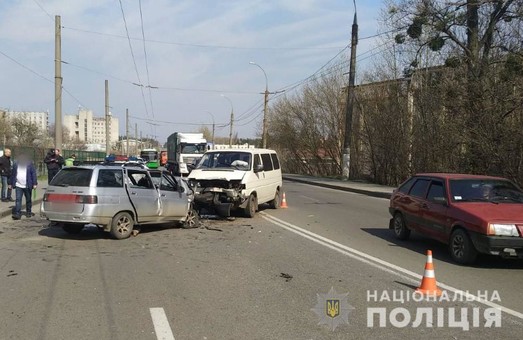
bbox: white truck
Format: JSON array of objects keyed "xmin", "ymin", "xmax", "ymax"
[{"xmin": 166, "ymin": 132, "xmax": 207, "ymax": 176}]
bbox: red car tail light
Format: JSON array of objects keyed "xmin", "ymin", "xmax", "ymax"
[
  {"xmin": 44, "ymin": 194, "xmax": 77, "ymax": 202},
  {"xmin": 44, "ymin": 193, "xmax": 97, "ymax": 204},
  {"xmin": 75, "ymin": 195, "xmax": 98, "ymax": 204}
]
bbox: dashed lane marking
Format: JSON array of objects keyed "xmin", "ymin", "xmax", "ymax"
[{"xmin": 150, "ymin": 307, "xmax": 175, "ymax": 340}]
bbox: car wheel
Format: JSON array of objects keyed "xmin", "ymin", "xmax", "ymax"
[
  {"xmin": 110, "ymin": 212, "xmax": 134, "ymax": 240},
  {"xmin": 392, "ymin": 213, "xmax": 410, "ymax": 240},
  {"xmin": 183, "ymin": 207, "xmax": 200, "ymax": 229},
  {"xmin": 244, "ymin": 194, "xmax": 257, "ymax": 218},
  {"xmin": 62, "ymin": 223, "xmax": 84, "ymax": 234},
  {"xmin": 449, "ymin": 229, "xmax": 478, "ymax": 265},
  {"xmin": 268, "ymin": 189, "xmax": 281, "ymax": 209}
]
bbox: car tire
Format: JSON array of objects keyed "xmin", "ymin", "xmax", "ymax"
[
  {"xmin": 392, "ymin": 213, "xmax": 410, "ymax": 240},
  {"xmin": 62, "ymin": 223, "xmax": 84, "ymax": 234},
  {"xmin": 183, "ymin": 207, "xmax": 200, "ymax": 229},
  {"xmin": 244, "ymin": 194, "xmax": 257, "ymax": 218},
  {"xmin": 449, "ymin": 229, "xmax": 478, "ymax": 265},
  {"xmin": 268, "ymin": 189, "xmax": 281, "ymax": 209},
  {"xmin": 110, "ymin": 212, "xmax": 134, "ymax": 240}
]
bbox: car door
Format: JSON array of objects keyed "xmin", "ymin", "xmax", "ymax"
[
  {"xmin": 420, "ymin": 179, "xmax": 450, "ymax": 242},
  {"xmin": 157, "ymin": 171, "xmax": 188, "ymax": 221},
  {"xmin": 125, "ymin": 169, "xmax": 161, "ymax": 222},
  {"xmin": 403, "ymin": 178, "xmax": 431, "ymax": 232}
]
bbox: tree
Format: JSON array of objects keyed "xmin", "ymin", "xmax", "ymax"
[
  {"xmin": 10, "ymin": 116, "xmax": 42, "ymax": 147},
  {"xmin": 48, "ymin": 124, "xmax": 88, "ymax": 150},
  {"xmin": 197, "ymin": 125, "xmax": 213, "ymax": 141},
  {"xmin": 386, "ymin": 0, "xmax": 523, "ymax": 175},
  {"xmin": 268, "ymin": 71, "xmax": 345, "ymax": 176}
]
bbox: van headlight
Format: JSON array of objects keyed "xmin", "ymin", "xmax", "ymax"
[{"xmin": 487, "ymin": 224, "xmax": 519, "ymax": 237}]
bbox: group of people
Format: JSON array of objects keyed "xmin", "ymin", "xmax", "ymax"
[{"xmin": 0, "ymin": 147, "xmax": 75, "ymax": 220}]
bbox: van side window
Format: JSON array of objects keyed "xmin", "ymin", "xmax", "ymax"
[
  {"xmin": 261, "ymin": 153, "xmax": 273, "ymax": 171},
  {"xmin": 270, "ymin": 153, "xmax": 280, "ymax": 170},
  {"xmin": 253, "ymin": 154, "xmax": 262, "ymax": 169}
]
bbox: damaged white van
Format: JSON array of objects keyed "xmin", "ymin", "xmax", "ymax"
[{"xmin": 187, "ymin": 149, "xmax": 283, "ymax": 217}]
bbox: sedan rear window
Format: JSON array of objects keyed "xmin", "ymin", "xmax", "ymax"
[{"xmin": 50, "ymin": 168, "xmax": 93, "ymax": 187}]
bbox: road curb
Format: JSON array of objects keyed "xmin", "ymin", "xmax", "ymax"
[
  {"xmin": 0, "ymin": 199, "xmax": 43, "ymax": 219},
  {"xmin": 283, "ymin": 176, "xmax": 392, "ymax": 199}
]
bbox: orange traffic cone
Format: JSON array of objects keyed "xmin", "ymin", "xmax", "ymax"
[
  {"xmin": 416, "ymin": 250, "xmax": 442, "ymax": 296},
  {"xmin": 280, "ymin": 192, "xmax": 288, "ymax": 209}
]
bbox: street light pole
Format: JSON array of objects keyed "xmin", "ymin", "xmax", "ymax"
[
  {"xmin": 250, "ymin": 61, "xmax": 269, "ymax": 148},
  {"xmin": 221, "ymin": 95, "xmax": 234, "ymax": 147}
]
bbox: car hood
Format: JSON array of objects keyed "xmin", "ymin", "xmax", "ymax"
[
  {"xmin": 454, "ymin": 203, "xmax": 523, "ymax": 223},
  {"xmin": 188, "ymin": 169, "xmax": 245, "ymax": 181}
]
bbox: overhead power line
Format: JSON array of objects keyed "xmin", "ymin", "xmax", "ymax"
[
  {"xmin": 138, "ymin": 0, "xmax": 155, "ymax": 118},
  {"xmin": 61, "ymin": 60, "xmax": 261, "ymax": 94},
  {"xmin": 62, "ymin": 26, "xmax": 345, "ymax": 50},
  {"xmin": 129, "ymin": 115, "xmax": 228, "ymax": 127},
  {"xmin": 32, "ymin": 0, "xmax": 53, "ymax": 21},
  {"xmin": 118, "ymin": 0, "xmax": 149, "ymax": 118},
  {"xmin": 0, "ymin": 49, "xmax": 85, "ymax": 107}
]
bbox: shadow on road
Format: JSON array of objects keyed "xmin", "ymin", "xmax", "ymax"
[
  {"xmin": 361, "ymin": 227, "xmax": 523, "ymax": 270},
  {"xmin": 38, "ymin": 223, "xmax": 185, "ymax": 240}
]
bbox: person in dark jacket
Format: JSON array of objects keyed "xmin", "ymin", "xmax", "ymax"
[
  {"xmin": 0, "ymin": 148, "xmax": 13, "ymax": 202},
  {"xmin": 9, "ymin": 153, "xmax": 38, "ymax": 219},
  {"xmin": 44, "ymin": 148, "xmax": 64, "ymax": 183}
]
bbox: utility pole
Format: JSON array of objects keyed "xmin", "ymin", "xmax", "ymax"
[
  {"xmin": 105, "ymin": 80, "xmax": 110, "ymax": 156},
  {"xmin": 125, "ymin": 109, "xmax": 129, "ymax": 157},
  {"xmin": 262, "ymin": 88, "xmax": 269, "ymax": 148},
  {"xmin": 134, "ymin": 123, "xmax": 138, "ymax": 156},
  {"xmin": 221, "ymin": 95, "xmax": 234, "ymax": 147},
  {"xmin": 211, "ymin": 121, "xmax": 215, "ymax": 147},
  {"xmin": 54, "ymin": 15, "xmax": 62, "ymax": 150},
  {"xmin": 228, "ymin": 108, "xmax": 234, "ymax": 147},
  {"xmin": 342, "ymin": 4, "xmax": 358, "ymax": 180}
]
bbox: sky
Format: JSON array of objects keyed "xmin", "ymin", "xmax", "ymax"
[{"xmin": 0, "ymin": 0, "xmax": 388, "ymax": 144}]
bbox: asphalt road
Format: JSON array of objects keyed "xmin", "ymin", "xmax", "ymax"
[{"xmin": 1, "ymin": 181, "xmax": 522, "ymax": 339}]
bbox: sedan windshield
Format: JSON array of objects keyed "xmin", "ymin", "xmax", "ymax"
[
  {"xmin": 197, "ymin": 152, "xmax": 251, "ymax": 170},
  {"xmin": 449, "ymin": 179, "xmax": 523, "ymax": 203}
]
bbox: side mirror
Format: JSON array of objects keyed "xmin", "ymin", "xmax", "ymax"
[
  {"xmin": 178, "ymin": 185, "xmax": 185, "ymax": 193},
  {"xmin": 254, "ymin": 164, "xmax": 263, "ymax": 173}
]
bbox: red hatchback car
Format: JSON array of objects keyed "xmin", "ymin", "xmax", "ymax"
[{"xmin": 389, "ymin": 173, "xmax": 523, "ymax": 264}]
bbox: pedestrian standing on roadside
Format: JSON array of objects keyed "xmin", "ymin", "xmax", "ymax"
[
  {"xmin": 65, "ymin": 154, "xmax": 76, "ymax": 167},
  {"xmin": 44, "ymin": 148, "xmax": 64, "ymax": 183},
  {"xmin": 0, "ymin": 148, "xmax": 14, "ymax": 202},
  {"xmin": 9, "ymin": 153, "xmax": 37, "ymax": 220}
]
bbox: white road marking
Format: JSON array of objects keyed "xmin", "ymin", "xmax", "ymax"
[
  {"xmin": 150, "ymin": 307, "xmax": 175, "ymax": 340},
  {"xmin": 261, "ymin": 212, "xmax": 523, "ymax": 321}
]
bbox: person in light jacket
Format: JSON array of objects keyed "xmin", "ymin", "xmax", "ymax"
[{"xmin": 9, "ymin": 154, "xmax": 38, "ymax": 220}]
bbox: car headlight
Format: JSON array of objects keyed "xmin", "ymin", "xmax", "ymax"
[{"xmin": 488, "ymin": 223, "xmax": 519, "ymax": 237}]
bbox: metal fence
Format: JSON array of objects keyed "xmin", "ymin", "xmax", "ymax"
[{"xmin": 1, "ymin": 146, "xmax": 106, "ymax": 177}]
